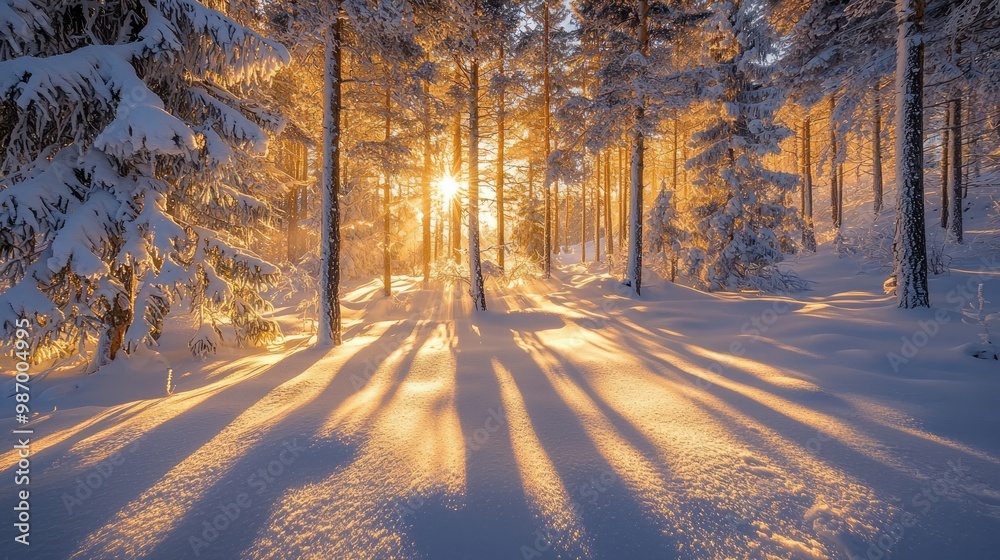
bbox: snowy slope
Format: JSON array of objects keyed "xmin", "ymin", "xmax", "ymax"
[{"xmin": 2, "ymin": 237, "xmax": 1000, "ymax": 558}]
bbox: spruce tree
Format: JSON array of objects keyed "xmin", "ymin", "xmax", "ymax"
[{"xmin": 0, "ymin": 0, "xmax": 289, "ymax": 364}]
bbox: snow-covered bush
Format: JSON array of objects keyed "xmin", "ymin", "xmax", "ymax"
[
  {"xmin": 0, "ymin": 0, "xmax": 289, "ymax": 367},
  {"xmin": 963, "ymin": 283, "xmax": 1000, "ymax": 360}
]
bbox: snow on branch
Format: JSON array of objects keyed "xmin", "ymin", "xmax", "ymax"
[
  {"xmin": 0, "ymin": 0, "xmax": 50, "ymax": 56},
  {"xmin": 152, "ymin": 0, "xmax": 289, "ymax": 85}
]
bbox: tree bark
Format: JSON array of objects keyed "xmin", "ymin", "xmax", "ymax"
[
  {"xmin": 941, "ymin": 103, "xmax": 950, "ymax": 229},
  {"xmin": 319, "ymin": 16, "xmax": 343, "ymax": 345},
  {"xmin": 468, "ymin": 58, "xmax": 486, "ymax": 310},
  {"xmin": 949, "ymin": 97, "xmax": 963, "ymax": 243},
  {"xmin": 542, "ymin": 0, "xmax": 552, "ymax": 276},
  {"xmin": 286, "ymin": 141, "xmax": 300, "ymax": 263},
  {"xmin": 594, "ymin": 153, "xmax": 600, "ymax": 262},
  {"xmin": 872, "ymin": 83, "xmax": 884, "ymax": 215},
  {"xmin": 625, "ymin": 0, "xmax": 648, "ymax": 295},
  {"xmin": 383, "ymin": 85, "xmax": 392, "ymax": 297},
  {"xmin": 893, "ymin": 0, "xmax": 929, "ymax": 308},
  {"xmin": 451, "ymin": 96, "xmax": 462, "ymax": 265},
  {"xmin": 672, "ymin": 116, "xmax": 679, "ymax": 194},
  {"xmin": 604, "ymin": 147, "xmax": 612, "ymax": 257},
  {"xmin": 830, "ymin": 95, "xmax": 840, "ymax": 229},
  {"xmin": 422, "ymin": 78, "xmax": 432, "ymax": 286},
  {"xmin": 496, "ymin": 43, "xmax": 506, "ymax": 270},
  {"xmin": 582, "ymin": 160, "xmax": 587, "ymax": 262},
  {"xmin": 802, "ymin": 118, "xmax": 816, "ymax": 251},
  {"xmin": 618, "ymin": 146, "xmax": 625, "ymax": 251}
]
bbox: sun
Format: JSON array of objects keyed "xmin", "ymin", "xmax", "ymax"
[{"xmin": 438, "ymin": 174, "xmax": 461, "ymax": 202}]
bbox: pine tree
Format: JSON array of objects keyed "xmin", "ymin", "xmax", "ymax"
[
  {"xmin": 0, "ymin": 0, "xmax": 289, "ymax": 365},
  {"xmin": 685, "ymin": 0, "xmax": 803, "ymax": 292},
  {"xmin": 646, "ymin": 183, "xmax": 684, "ymax": 282},
  {"xmin": 569, "ymin": 0, "xmax": 711, "ymax": 293}
]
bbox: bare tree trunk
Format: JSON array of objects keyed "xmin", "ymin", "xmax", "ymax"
[
  {"xmin": 949, "ymin": 96, "xmax": 963, "ymax": 243},
  {"xmin": 618, "ymin": 146, "xmax": 625, "ymax": 251},
  {"xmin": 893, "ymin": 0, "xmax": 929, "ymax": 308},
  {"xmin": 581, "ymin": 165, "xmax": 587, "ymax": 262},
  {"xmin": 829, "ymin": 95, "xmax": 840, "ymax": 229},
  {"xmin": 625, "ymin": 0, "xmax": 648, "ymax": 295},
  {"xmin": 595, "ymin": 152, "xmax": 601, "ymax": 262},
  {"xmin": 802, "ymin": 118, "xmax": 816, "ymax": 251},
  {"xmin": 469, "ymin": 58, "xmax": 486, "ymax": 310},
  {"xmin": 672, "ymin": 116, "xmax": 679, "ymax": 194},
  {"xmin": 286, "ymin": 141, "xmax": 300, "ymax": 263},
  {"xmin": 872, "ymin": 83, "xmax": 884, "ymax": 215},
  {"xmin": 383, "ymin": 86, "xmax": 392, "ymax": 297},
  {"xmin": 542, "ymin": 0, "xmax": 552, "ymax": 276},
  {"xmin": 604, "ymin": 146, "xmax": 612, "ymax": 257},
  {"xmin": 319, "ymin": 16, "xmax": 343, "ymax": 346},
  {"xmin": 838, "ymin": 160, "xmax": 844, "ymax": 228},
  {"xmin": 422, "ymin": 79, "xmax": 432, "ymax": 286},
  {"xmin": 562, "ymin": 180, "xmax": 568, "ymax": 253},
  {"xmin": 682, "ymin": 141, "xmax": 688, "ymax": 197},
  {"xmin": 941, "ymin": 103, "xmax": 950, "ymax": 229},
  {"xmin": 496, "ymin": 43, "xmax": 506, "ymax": 270},
  {"xmin": 451, "ymin": 84, "xmax": 462, "ymax": 265}
]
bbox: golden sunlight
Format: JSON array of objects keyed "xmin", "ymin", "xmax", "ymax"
[{"xmin": 437, "ymin": 173, "xmax": 461, "ymax": 204}]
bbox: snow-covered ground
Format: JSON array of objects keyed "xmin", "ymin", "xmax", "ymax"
[{"xmin": 2, "ymin": 234, "xmax": 1000, "ymax": 559}]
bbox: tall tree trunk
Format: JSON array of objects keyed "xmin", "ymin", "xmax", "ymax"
[
  {"xmin": 581, "ymin": 166, "xmax": 587, "ymax": 262},
  {"xmin": 422, "ymin": 79, "xmax": 432, "ymax": 286},
  {"xmin": 798, "ymin": 125, "xmax": 805, "ymax": 215},
  {"xmin": 671, "ymin": 116, "xmax": 679, "ymax": 194},
  {"xmin": 829, "ymin": 95, "xmax": 840, "ymax": 229},
  {"xmin": 941, "ymin": 104, "xmax": 950, "ymax": 229},
  {"xmin": 319, "ymin": 16, "xmax": 343, "ymax": 346},
  {"xmin": 838, "ymin": 160, "xmax": 844, "ymax": 228},
  {"xmin": 469, "ymin": 59, "xmax": 487, "ymax": 310},
  {"xmin": 625, "ymin": 0, "xmax": 648, "ymax": 295},
  {"xmin": 682, "ymin": 141, "xmax": 688, "ymax": 197},
  {"xmin": 286, "ymin": 141, "xmax": 300, "ymax": 263},
  {"xmin": 604, "ymin": 146, "xmax": 612, "ymax": 257},
  {"xmin": 949, "ymin": 96, "xmax": 963, "ymax": 243},
  {"xmin": 528, "ymin": 158, "xmax": 535, "ymax": 207},
  {"xmin": 383, "ymin": 86, "xmax": 392, "ymax": 297},
  {"xmin": 964, "ymin": 89, "xmax": 973, "ymax": 198},
  {"xmin": 496, "ymin": 43, "xmax": 506, "ymax": 270},
  {"xmin": 802, "ymin": 118, "xmax": 816, "ymax": 251},
  {"xmin": 451, "ymin": 97, "xmax": 462, "ymax": 265},
  {"xmin": 595, "ymin": 152, "xmax": 601, "ymax": 262},
  {"xmin": 893, "ymin": 0, "xmax": 929, "ymax": 308},
  {"xmin": 618, "ymin": 146, "xmax": 625, "ymax": 251},
  {"xmin": 542, "ymin": 0, "xmax": 552, "ymax": 277},
  {"xmin": 872, "ymin": 83, "xmax": 884, "ymax": 215},
  {"xmin": 562, "ymin": 180, "xmax": 568, "ymax": 252}
]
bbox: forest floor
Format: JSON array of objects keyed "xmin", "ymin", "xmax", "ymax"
[{"xmin": 3, "ymin": 240, "xmax": 1000, "ymax": 559}]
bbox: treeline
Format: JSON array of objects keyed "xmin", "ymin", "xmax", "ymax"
[{"xmin": 1, "ymin": 0, "xmax": 998, "ymax": 361}]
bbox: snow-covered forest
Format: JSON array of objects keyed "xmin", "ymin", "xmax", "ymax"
[{"xmin": 2, "ymin": 0, "xmax": 1000, "ymax": 558}]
